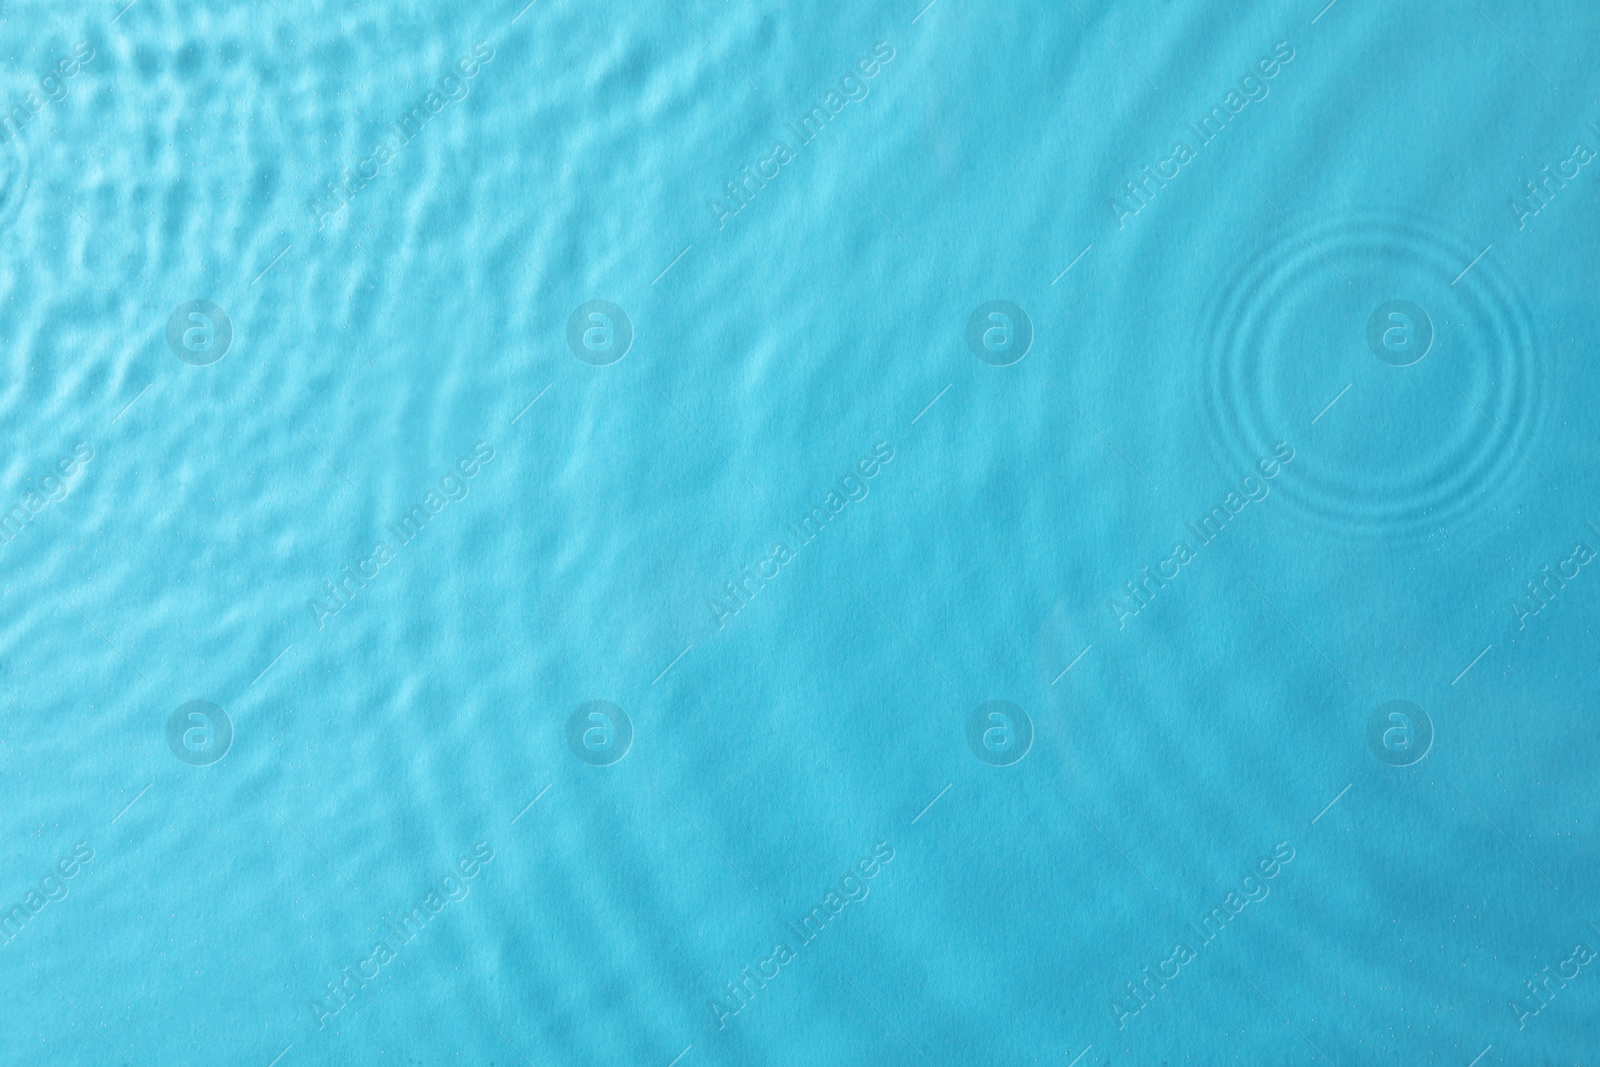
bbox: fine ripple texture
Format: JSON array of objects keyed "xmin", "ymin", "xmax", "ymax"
[{"xmin": 0, "ymin": 2, "xmax": 1595, "ymax": 1066}]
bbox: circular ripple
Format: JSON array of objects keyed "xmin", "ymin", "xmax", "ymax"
[{"xmin": 1199, "ymin": 213, "xmax": 1546, "ymax": 542}]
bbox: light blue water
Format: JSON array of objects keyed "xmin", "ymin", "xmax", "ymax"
[{"xmin": 1, "ymin": 0, "xmax": 1596, "ymax": 1064}]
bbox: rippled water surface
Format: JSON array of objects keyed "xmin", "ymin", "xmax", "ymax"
[{"xmin": 1, "ymin": 1, "xmax": 1597, "ymax": 1064}]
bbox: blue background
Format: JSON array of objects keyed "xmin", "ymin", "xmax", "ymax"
[{"xmin": 0, "ymin": 0, "xmax": 1596, "ymax": 1063}]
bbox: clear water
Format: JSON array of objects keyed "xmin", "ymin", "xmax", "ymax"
[{"xmin": 1, "ymin": 0, "xmax": 1596, "ymax": 1064}]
